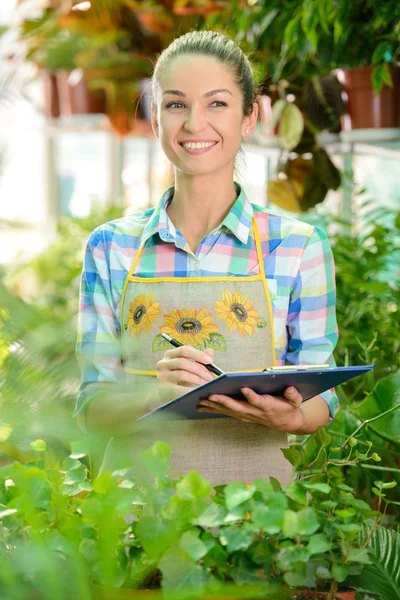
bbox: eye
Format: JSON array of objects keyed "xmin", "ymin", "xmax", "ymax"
[
  {"xmin": 166, "ymin": 102, "xmax": 185, "ymax": 109},
  {"xmin": 211, "ymin": 101, "xmax": 227, "ymax": 107}
]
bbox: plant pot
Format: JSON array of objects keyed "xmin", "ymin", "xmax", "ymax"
[
  {"xmin": 42, "ymin": 70, "xmax": 60, "ymax": 118},
  {"xmin": 335, "ymin": 65, "xmax": 400, "ymax": 129},
  {"xmin": 55, "ymin": 70, "xmax": 107, "ymax": 116},
  {"xmin": 173, "ymin": 0, "xmax": 230, "ymax": 15},
  {"xmin": 291, "ymin": 590, "xmax": 356, "ymax": 600}
]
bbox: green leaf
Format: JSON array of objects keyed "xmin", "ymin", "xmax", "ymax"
[
  {"xmin": 160, "ymin": 548, "xmax": 209, "ymax": 598},
  {"xmin": 373, "ymin": 480, "xmax": 396, "ymax": 490},
  {"xmin": 252, "ymin": 479, "xmax": 274, "ymax": 496},
  {"xmin": 79, "ymin": 538, "xmax": 98, "ymax": 563},
  {"xmin": 256, "ymin": 317, "xmax": 268, "ymax": 329},
  {"xmin": 62, "ymin": 457, "xmax": 83, "ymax": 471},
  {"xmin": 202, "ymin": 332, "xmax": 227, "ymax": 352},
  {"xmin": 277, "ymin": 545, "xmax": 311, "ymax": 570},
  {"xmin": 297, "ymin": 508, "xmax": 320, "ymax": 536},
  {"xmin": 219, "ymin": 527, "xmax": 253, "ymax": 553},
  {"xmin": 335, "ymin": 508, "xmax": 357, "ymax": 520},
  {"xmin": 136, "ymin": 516, "xmax": 178, "ymax": 559},
  {"xmin": 61, "ymin": 481, "xmax": 92, "ymax": 497},
  {"xmin": 259, "ymin": 8, "xmax": 279, "ymax": 34},
  {"xmin": 179, "ymin": 530, "xmax": 214, "ymax": 561},
  {"xmin": 332, "ymin": 563, "xmax": 350, "ymax": 583},
  {"xmin": 279, "ymin": 103, "xmax": 304, "ymax": 151},
  {"xmin": 138, "ymin": 441, "xmax": 171, "ymax": 477},
  {"xmin": 283, "ymin": 562, "xmax": 308, "ymax": 587},
  {"xmin": 284, "ymin": 482, "xmax": 307, "ymax": 506},
  {"xmin": 70, "ymin": 440, "xmax": 89, "ymax": 459},
  {"xmin": 347, "ymin": 548, "xmax": 372, "ymax": 564},
  {"xmin": 152, "ymin": 334, "xmax": 170, "ymax": 352},
  {"xmin": 281, "ymin": 447, "xmax": 303, "ymax": 467},
  {"xmin": 372, "ymin": 63, "xmax": 393, "ymax": 93},
  {"xmin": 224, "ymin": 482, "xmax": 255, "ymax": 510},
  {"xmin": 348, "ymin": 526, "xmax": 400, "ymax": 600},
  {"xmin": 223, "ymin": 503, "xmax": 248, "ymax": 524},
  {"xmin": 372, "ymin": 41, "xmax": 393, "ymax": 65},
  {"xmin": 92, "ymin": 470, "xmax": 116, "ymax": 495},
  {"xmin": 194, "ymin": 502, "xmax": 227, "ymax": 527},
  {"xmin": 176, "ymin": 470, "xmax": 211, "ymax": 500},
  {"xmin": 63, "ymin": 463, "xmax": 87, "ymax": 484},
  {"xmin": 230, "ymin": 554, "xmax": 266, "ymax": 584},
  {"xmin": 308, "ymin": 533, "xmax": 332, "ymax": 555},
  {"xmin": 284, "ymin": 16, "xmax": 300, "ymax": 47},
  {"xmin": 30, "ymin": 439, "xmax": 47, "ymax": 452},
  {"xmin": 301, "ymin": 482, "xmax": 332, "ymax": 494},
  {"xmin": 282, "ymin": 510, "xmax": 299, "ymax": 537},
  {"xmin": 315, "ymin": 426, "xmax": 332, "ymax": 447},
  {"xmin": 251, "ymin": 505, "xmax": 284, "ymax": 534},
  {"xmin": 368, "ymin": 374, "xmax": 400, "ymax": 442}
]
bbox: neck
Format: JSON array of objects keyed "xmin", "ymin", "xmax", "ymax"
[{"xmin": 166, "ymin": 170, "xmax": 239, "ymax": 249}]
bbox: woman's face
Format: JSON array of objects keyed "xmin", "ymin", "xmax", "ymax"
[{"xmin": 152, "ymin": 55, "xmax": 256, "ymax": 177}]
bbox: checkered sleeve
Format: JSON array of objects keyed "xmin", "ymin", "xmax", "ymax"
[
  {"xmin": 74, "ymin": 227, "xmax": 125, "ymax": 423},
  {"xmin": 285, "ymin": 226, "xmax": 339, "ymax": 418}
]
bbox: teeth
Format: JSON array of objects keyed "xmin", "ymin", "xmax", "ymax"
[{"xmin": 182, "ymin": 142, "xmax": 216, "ymax": 149}]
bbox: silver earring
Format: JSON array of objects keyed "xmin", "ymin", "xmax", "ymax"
[{"xmin": 245, "ymin": 129, "xmax": 249, "ymax": 133}]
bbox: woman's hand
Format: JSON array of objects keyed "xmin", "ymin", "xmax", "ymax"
[
  {"xmin": 197, "ymin": 386, "xmax": 307, "ymax": 433},
  {"xmin": 157, "ymin": 346, "xmax": 216, "ymax": 404}
]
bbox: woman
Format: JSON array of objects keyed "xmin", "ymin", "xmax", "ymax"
[{"xmin": 75, "ymin": 31, "xmax": 339, "ymax": 487}]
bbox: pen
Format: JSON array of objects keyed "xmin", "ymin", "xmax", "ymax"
[{"xmin": 160, "ymin": 332, "xmax": 225, "ymax": 377}]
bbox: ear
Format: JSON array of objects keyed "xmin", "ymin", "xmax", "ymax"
[
  {"xmin": 242, "ymin": 102, "xmax": 259, "ymax": 137},
  {"xmin": 151, "ymin": 102, "xmax": 159, "ymax": 138}
]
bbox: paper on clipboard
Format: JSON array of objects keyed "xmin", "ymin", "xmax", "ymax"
[{"xmin": 138, "ymin": 364, "xmax": 375, "ymax": 422}]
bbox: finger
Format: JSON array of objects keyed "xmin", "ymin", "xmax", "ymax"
[
  {"xmin": 198, "ymin": 400, "xmax": 257, "ymax": 423},
  {"xmin": 163, "ymin": 357, "xmax": 214, "ymax": 381},
  {"xmin": 168, "ymin": 369, "xmax": 213, "ymax": 387},
  {"xmin": 207, "ymin": 394, "xmax": 260, "ymax": 418},
  {"xmin": 241, "ymin": 387, "xmax": 273, "ymax": 411},
  {"xmin": 282, "ymin": 386, "xmax": 303, "ymax": 407},
  {"xmin": 164, "ymin": 345, "xmax": 214, "ymax": 366}
]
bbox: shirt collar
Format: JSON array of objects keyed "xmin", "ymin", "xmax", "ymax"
[{"xmin": 141, "ymin": 181, "xmax": 253, "ymax": 246}]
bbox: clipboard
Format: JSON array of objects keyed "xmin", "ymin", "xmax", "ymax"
[{"xmin": 138, "ymin": 364, "xmax": 375, "ymax": 422}]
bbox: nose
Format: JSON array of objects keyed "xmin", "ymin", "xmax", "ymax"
[{"xmin": 184, "ymin": 104, "xmax": 207, "ymax": 133}]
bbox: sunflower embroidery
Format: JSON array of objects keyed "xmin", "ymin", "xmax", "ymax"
[
  {"xmin": 160, "ymin": 307, "xmax": 218, "ymax": 347},
  {"xmin": 214, "ymin": 289, "xmax": 260, "ymax": 337},
  {"xmin": 125, "ymin": 292, "xmax": 162, "ymax": 337}
]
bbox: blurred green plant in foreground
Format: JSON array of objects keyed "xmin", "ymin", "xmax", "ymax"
[{"xmin": 0, "ymin": 437, "xmax": 399, "ymax": 600}]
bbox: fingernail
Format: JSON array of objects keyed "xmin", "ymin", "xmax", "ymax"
[{"xmin": 203, "ymin": 355, "xmax": 213, "ymax": 363}]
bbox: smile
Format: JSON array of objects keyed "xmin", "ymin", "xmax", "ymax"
[{"xmin": 179, "ymin": 141, "xmax": 218, "ymax": 155}]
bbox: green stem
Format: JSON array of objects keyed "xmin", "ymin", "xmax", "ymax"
[{"xmin": 341, "ymin": 403, "xmax": 400, "ymax": 449}]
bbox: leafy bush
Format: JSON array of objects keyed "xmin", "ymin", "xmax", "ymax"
[{"xmin": 1, "ymin": 436, "xmax": 398, "ymax": 600}]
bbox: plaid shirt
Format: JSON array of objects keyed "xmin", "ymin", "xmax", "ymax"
[{"xmin": 75, "ymin": 182, "xmax": 339, "ymax": 419}]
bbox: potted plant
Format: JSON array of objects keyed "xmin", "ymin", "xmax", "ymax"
[
  {"xmin": 210, "ymin": 0, "xmax": 400, "ymax": 131},
  {"xmin": 13, "ymin": 1, "xmax": 173, "ymax": 133}
]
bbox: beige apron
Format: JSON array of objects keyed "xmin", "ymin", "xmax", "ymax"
[{"xmin": 102, "ymin": 217, "xmax": 292, "ymax": 487}]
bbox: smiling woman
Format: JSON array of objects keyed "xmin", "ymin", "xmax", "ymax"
[{"xmin": 75, "ymin": 31, "xmax": 339, "ymax": 488}]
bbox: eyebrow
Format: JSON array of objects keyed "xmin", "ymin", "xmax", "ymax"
[{"xmin": 162, "ymin": 88, "xmax": 233, "ymax": 98}]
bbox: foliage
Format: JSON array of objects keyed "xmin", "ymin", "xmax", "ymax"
[
  {"xmin": 332, "ymin": 206, "xmax": 400, "ymax": 395},
  {"xmin": 0, "ymin": 207, "xmax": 121, "ymax": 468},
  {"xmin": 208, "ymin": 0, "xmax": 400, "ymax": 91},
  {"xmin": 0, "ymin": 434, "xmax": 398, "ymax": 600},
  {"xmin": 5, "ymin": 206, "xmax": 121, "ymax": 322}
]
